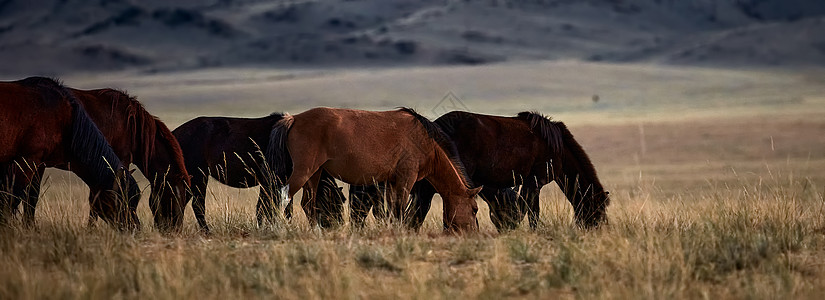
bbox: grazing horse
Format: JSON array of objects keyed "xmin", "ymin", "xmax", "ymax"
[
  {"xmin": 173, "ymin": 114, "xmax": 343, "ymax": 232},
  {"xmin": 352, "ymin": 111, "xmax": 610, "ymax": 231},
  {"xmin": 65, "ymin": 88, "xmax": 190, "ymax": 231},
  {"xmin": 269, "ymin": 107, "xmax": 481, "ymax": 232},
  {"xmin": 0, "ymin": 77, "xmax": 140, "ymax": 229}
]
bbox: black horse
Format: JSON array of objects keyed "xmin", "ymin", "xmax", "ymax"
[{"xmin": 173, "ymin": 114, "xmax": 344, "ymax": 233}]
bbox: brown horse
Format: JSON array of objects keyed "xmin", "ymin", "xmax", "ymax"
[
  {"xmin": 0, "ymin": 77, "xmax": 140, "ymax": 229},
  {"xmin": 269, "ymin": 107, "xmax": 481, "ymax": 232},
  {"xmin": 353, "ymin": 111, "xmax": 610, "ymax": 231},
  {"xmin": 66, "ymin": 88, "xmax": 190, "ymax": 231},
  {"xmin": 172, "ymin": 114, "xmax": 343, "ymax": 232}
]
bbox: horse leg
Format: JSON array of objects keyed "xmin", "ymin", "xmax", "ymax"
[
  {"xmin": 256, "ymin": 188, "xmax": 278, "ymax": 227},
  {"xmin": 349, "ymin": 184, "xmax": 374, "ymax": 228},
  {"xmin": 483, "ymin": 187, "xmax": 522, "ymax": 232},
  {"xmin": 87, "ymin": 192, "xmax": 100, "ymax": 227},
  {"xmin": 523, "ymin": 185, "xmax": 542, "ymax": 230},
  {"xmin": 257, "ymin": 166, "xmax": 286, "ymax": 227},
  {"xmin": 0, "ymin": 165, "xmax": 9, "ymax": 224},
  {"xmin": 299, "ymin": 170, "xmax": 322, "ymax": 227},
  {"xmin": 0, "ymin": 163, "xmax": 21, "ymax": 225},
  {"xmin": 479, "ymin": 187, "xmax": 506, "ymax": 232},
  {"xmin": 17, "ymin": 164, "xmax": 44, "ymax": 228},
  {"xmin": 406, "ymin": 181, "xmax": 435, "ymax": 230},
  {"xmin": 372, "ymin": 183, "xmax": 387, "ymax": 222},
  {"xmin": 388, "ymin": 175, "xmax": 415, "ymax": 225},
  {"xmin": 190, "ymin": 171, "xmax": 210, "ymax": 233},
  {"xmin": 283, "ymin": 147, "xmax": 327, "ymax": 226},
  {"xmin": 316, "ymin": 171, "xmax": 344, "ymax": 229},
  {"xmin": 370, "ymin": 182, "xmax": 390, "ymax": 222}
]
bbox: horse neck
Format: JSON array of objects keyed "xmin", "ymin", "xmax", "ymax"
[
  {"xmin": 424, "ymin": 145, "xmax": 470, "ymax": 196},
  {"xmin": 554, "ymin": 146, "xmax": 606, "ymax": 203}
]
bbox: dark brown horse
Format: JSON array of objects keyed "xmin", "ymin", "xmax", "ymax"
[
  {"xmin": 173, "ymin": 114, "xmax": 343, "ymax": 232},
  {"xmin": 269, "ymin": 107, "xmax": 481, "ymax": 232},
  {"xmin": 352, "ymin": 111, "xmax": 610, "ymax": 231},
  {"xmin": 66, "ymin": 88, "xmax": 190, "ymax": 231},
  {"xmin": 0, "ymin": 77, "xmax": 140, "ymax": 229}
]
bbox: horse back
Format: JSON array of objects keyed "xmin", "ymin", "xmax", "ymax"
[
  {"xmin": 0, "ymin": 81, "xmax": 72, "ymax": 162},
  {"xmin": 435, "ymin": 111, "xmax": 550, "ymax": 186},
  {"xmin": 291, "ymin": 107, "xmax": 420, "ymax": 149},
  {"xmin": 174, "ymin": 115, "xmax": 282, "ymax": 180},
  {"xmin": 287, "ymin": 107, "xmax": 430, "ymax": 183}
]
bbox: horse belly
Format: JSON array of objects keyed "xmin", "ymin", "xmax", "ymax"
[
  {"xmin": 206, "ymin": 151, "xmax": 263, "ymax": 188},
  {"xmin": 321, "ymin": 155, "xmax": 396, "ymax": 185},
  {"xmin": 473, "ymin": 161, "xmax": 538, "ymax": 188}
]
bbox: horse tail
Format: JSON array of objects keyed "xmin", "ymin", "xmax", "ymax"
[{"xmin": 267, "ymin": 114, "xmax": 295, "ymax": 186}]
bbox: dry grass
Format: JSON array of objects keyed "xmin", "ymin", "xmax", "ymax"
[{"xmin": 2, "ymin": 109, "xmax": 825, "ymax": 299}]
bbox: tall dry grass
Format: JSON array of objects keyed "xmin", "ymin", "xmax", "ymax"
[{"xmin": 0, "ymin": 160, "xmax": 823, "ymax": 299}]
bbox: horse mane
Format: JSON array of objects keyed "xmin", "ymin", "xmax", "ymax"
[
  {"xmin": 154, "ymin": 117, "xmax": 191, "ymax": 184},
  {"xmin": 95, "ymin": 89, "xmax": 155, "ymax": 171},
  {"xmin": 397, "ymin": 107, "xmax": 473, "ymax": 187},
  {"xmin": 517, "ymin": 111, "xmax": 606, "ymax": 196},
  {"xmin": 517, "ymin": 112, "xmax": 563, "ymax": 156},
  {"xmin": 18, "ymin": 77, "xmax": 132, "ymax": 190},
  {"xmin": 95, "ymin": 89, "xmax": 189, "ymax": 184}
]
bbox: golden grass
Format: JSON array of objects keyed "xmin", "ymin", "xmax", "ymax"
[{"xmin": 1, "ymin": 162, "xmax": 823, "ymax": 299}]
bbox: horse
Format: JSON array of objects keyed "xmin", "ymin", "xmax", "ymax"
[
  {"xmin": 65, "ymin": 88, "xmax": 190, "ymax": 232},
  {"xmin": 268, "ymin": 107, "xmax": 481, "ymax": 232},
  {"xmin": 0, "ymin": 77, "xmax": 140, "ymax": 230},
  {"xmin": 172, "ymin": 114, "xmax": 343, "ymax": 233},
  {"xmin": 351, "ymin": 111, "xmax": 610, "ymax": 231}
]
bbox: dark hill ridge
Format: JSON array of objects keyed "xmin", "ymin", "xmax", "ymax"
[{"xmin": 1, "ymin": 0, "xmax": 824, "ymax": 76}]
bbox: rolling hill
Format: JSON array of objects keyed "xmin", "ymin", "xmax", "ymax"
[{"xmin": 1, "ymin": 0, "xmax": 824, "ymax": 76}]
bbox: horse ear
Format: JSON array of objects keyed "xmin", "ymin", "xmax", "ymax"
[{"xmin": 468, "ymin": 186, "xmax": 483, "ymax": 197}]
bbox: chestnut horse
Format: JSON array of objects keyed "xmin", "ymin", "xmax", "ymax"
[
  {"xmin": 66, "ymin": 88, "xmax": 190, "ymax": 231},
  {"xmin": 269, "ymin": 107, "xmax": 481, "ymax": 232},
  {"xmin": 173, "ymin": 114, "xmax": 343, "ymax": 232},
  {"xmin": 0, "ymin": 77, "xmax": 140, "ymax": 229},
  {"xmin": 352, "ymin": 111, "xmax": 610, "ymax": 231}
]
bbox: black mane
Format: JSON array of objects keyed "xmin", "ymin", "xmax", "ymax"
[
  {"xmin": 398, "ymin": 107, "xmax": 473, "ymax": 187},
  {"xmin": 517, "ymin": 111, "xmax": 606, "ymax": 197}
]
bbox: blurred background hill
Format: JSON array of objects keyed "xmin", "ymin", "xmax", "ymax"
[{"xmin": 2, "ymin": 0, "xmax": 825, "ymax": 76}]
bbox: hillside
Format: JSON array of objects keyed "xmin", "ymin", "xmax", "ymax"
[{"xmin": 1, "ymin": 0, "xmax": 824, "ymax": 76}]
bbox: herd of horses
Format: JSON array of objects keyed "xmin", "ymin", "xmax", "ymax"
[{"xmin": 0, "ymin": 76, "xmax": 610, "ymax": 234}]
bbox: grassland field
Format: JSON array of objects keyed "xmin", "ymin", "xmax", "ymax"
[{"xmin": 1, "ymin": 61, "xmax": 825, "ymax": 299}]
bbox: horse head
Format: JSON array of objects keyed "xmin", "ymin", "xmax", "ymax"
[
  {"xmin": 94, "ymin": 166, "xmax": 141, "ymax": 231},
  {"xmin": 444, "ymin": 186, "xmax": 482, "ymax": 233}
]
